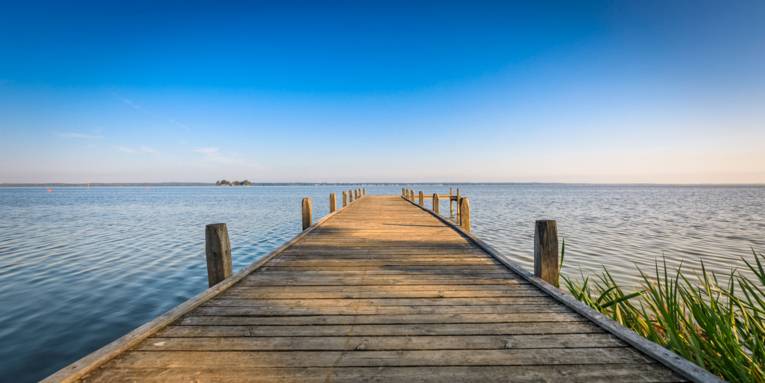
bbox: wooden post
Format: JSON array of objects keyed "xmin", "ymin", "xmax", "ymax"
[
  {"xmin": 459, "ymin": 197, "xmax": 471, "ymax": 233},
  {"xmin": 418, "ymin": 191, "xmax": 424, "ymax": 206},
  {"xmin": 534, "ymin": 220, "xmax": 559, "ymax": 287},
  {"xmin": 432, "ymin": 193, "xmax": 439, "ymax": 214},
  {"xmin": 329, "ymin": 193, "xmax": 337, "ymax": 213},
  {"xmin": 349, "ymin": 190, "xmax": 354, "ymax": 202},
  {"xmin": 342, "ymin": 191, "xmax": 348, "ymax": 207},
  {"xmin": 205, "ymin": 223, "xmax": 232, "ymax": 287},
  {"xmin": 449, "ymin": 188, "xmax": 454, "ymax": 218},
  {"xmin": 456, "ymin": 188, "xmax": 461, "ymax": 222},
  {"xmin": 301, "ymin": 197, "xmax": 312, "ymax": 230}
]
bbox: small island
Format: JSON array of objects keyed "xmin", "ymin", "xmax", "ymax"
[{"xmin": 215, "ymin": 179, "xmax": 252, "ymax": 186}]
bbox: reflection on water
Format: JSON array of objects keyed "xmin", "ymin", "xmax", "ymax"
[{"xmin": 0, "ymin": 184, "xmax": 763, "ymax": 381}]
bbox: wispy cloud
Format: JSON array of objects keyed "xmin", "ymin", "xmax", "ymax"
[
  {"xmin": 111, "ymin": 92, "xmax": 144, "ymax": 112},
  {"xmin": 111, "ymin": 91, "xmax": 191, "ymax": 132},
  {"xmin": 117, "ymin": 145, "xmax": 159, "ymax": 154},
  {"xmin": 58, "ymin": 132, "xmax": 103, "ymax": 140},
  {"xmin": 194, "ymin": 147, "xmax": 257, "ymax": 167}
]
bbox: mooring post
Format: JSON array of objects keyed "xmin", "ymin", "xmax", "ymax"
[
  {"xmin": 449, "ymin": 188, "xmax": 454, "ymax": 218},
  {"xmin": 459, "ymin": 197, "xmax": 471, "ymax": 232},
  {"xmin": 349, "ymin": 190, "xmax": 354, "ymax": 203},
  {"xmin": 418, "ymin": 191, "xmax": 424, "ymax": 206},
  {"xmin": 342, "ymin": 191, "xmax": 348, "ymax": 207},
  {"xmin": 205, "ymin": 223, "xmax": 232, "ymax": 287},
  {"xmin": 329, "ymin": 193, "xmax": 337, "ymax": 213},
  {"xmin": 432, "ymin": 193, "xmax": 439, "ymax": 214},
  {"xmin": 301, "ymin": 197, "xmax": 312, "ymax": 230},
  {"xmin": 456, "ymin": 188, "xmax": 461, "ymax": 222},
  {"xmin": 534, "ymin": 219, "xmax": 559, "ymax": 287}
]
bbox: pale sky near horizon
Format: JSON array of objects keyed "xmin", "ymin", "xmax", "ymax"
[{"xmin": 1, "ymin": 1, "xmax": 764, "ymax": 184}]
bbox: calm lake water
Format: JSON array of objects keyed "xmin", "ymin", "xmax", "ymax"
[{"xmin": 1, "ymin": 184, "xmax": 763, "ymax": 381}]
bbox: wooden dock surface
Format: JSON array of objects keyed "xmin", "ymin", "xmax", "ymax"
[{"xmin": 58, "ymin": 195, "xmax": 686, "ymax": 382}]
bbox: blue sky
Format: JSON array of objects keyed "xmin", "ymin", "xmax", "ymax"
[{"xmin": 1, "ymin": 1, "xmax": 763, "ymax": 183}]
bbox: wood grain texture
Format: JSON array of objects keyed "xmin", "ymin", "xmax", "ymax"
[
  {"xmin": 301, "ymin": 197, "xmax": 312, "ymax": 230},
  {"xmin": 57, "ymin": 196, "xmax": 684, "ymax": 383},
  {"xmin": 205, "ymin": 223, "xmax": 232, "ymax": 287},
  {"xmin": 534, "ymin": 219, "xmax": 559, "ymax": 287}
]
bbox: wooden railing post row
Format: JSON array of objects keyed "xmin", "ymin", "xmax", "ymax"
[
  {"xmin": 534, "ymin": 219, "xmax": 559, "ymax": 287},
  {"xmin": 432, "ymin": 193, "xmax": 439, "ymax": 214},
  {"xmin": 301, "ymin": 197, "xmax": 312, "ymax": 230},
  {"xmin": 342, "ymin": 191, "xmax": 348, "ymax": 207},
  {"xmin": 329, "ymin": 192, "xmax": 337, "ymax": 213},
  {"xmin": 418, "ymin": 191, "xmax": 424, "ymax": 206},
  {"xmin": 459, "ymin": 197, "xmax": 471, "ymax": 232},
  {"xmin": 205, "ymin": 223, "xmax": 232, "ymax": 287}
]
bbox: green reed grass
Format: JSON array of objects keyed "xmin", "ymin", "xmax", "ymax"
[{"xmin": 560, "ymin": 242, "xmax": 765, "ymax": 382}]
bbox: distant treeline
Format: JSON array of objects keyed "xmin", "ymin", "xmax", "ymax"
[{"xmin": 215, "ymin": 179, "xmax": 252, "ymax": 186}]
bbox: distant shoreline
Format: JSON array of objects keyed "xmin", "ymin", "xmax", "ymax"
[{"xmin": 1, "ymin": 182, "xmax": 763, "ymax": 187}]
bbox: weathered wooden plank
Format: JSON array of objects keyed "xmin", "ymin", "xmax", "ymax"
[
  {"xmin": 178, "ymin": 312, "xmax": 584, "ymax": 326},
  {"xmin": 83, "ymin": 364, "xmax": 682, "ymax": 383},
  {"xmin": 190, "ymin": 304, "xmax": 570, "ymax": 316},
  {"xmin": 99, "ymin": 348, "xmax": 655, "ymax": 369},
  {"xmin": 238, "ymin": 277, "xmax": 529, "ymax": 286},
  {"xmin": 138, "ymin": 333, "xmax": 624, "ymax": 351},
  {"xmin": 159, "ymin": 321, "xmax": 604, "ymax": 337},
  {"xmin": 202, "ymin": 297, "xmax": 556, "ymax": 307},
  {"xmin": 221, "ymin": 289, "xmax": 547, "ymax": 299}
]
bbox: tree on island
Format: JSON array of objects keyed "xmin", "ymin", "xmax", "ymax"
[{"xmin": 215, "ymin": 179, "xmax": 251, "ymax": 186}]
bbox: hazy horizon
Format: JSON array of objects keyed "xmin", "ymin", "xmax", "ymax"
[{"xmin": 2, "ymin": 1, "xmax": 764, "ymax": 184}]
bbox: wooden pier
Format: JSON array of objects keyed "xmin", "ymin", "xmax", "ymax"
[{"xmin": 46, "ymin": 190, "xmax": 719, "ymax": 382}]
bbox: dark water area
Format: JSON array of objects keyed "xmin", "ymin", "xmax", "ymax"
[{"xmin": 0, "ymin": 184, "xmax": 763, "ymax": 381}]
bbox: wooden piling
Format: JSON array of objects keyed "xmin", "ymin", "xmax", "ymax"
[
  {"xmin": 432, "ymin": 193, "xmax": 439, "ymax": 214},
  {"xmin": 456, "ymin": 188, "xmax": 461, "ymax": 222},
  {"xmin": 449, "ymin": 188, "xmax": 454, "ymax": 218},
  {"xmin": 534, "ymin": 220, "xmax": 559, "ymax": 287},
  {"xmin": 301, "ymin": 197, "xmax": 312, "ymax": 230},
  {"xmin": 205, "ymin": 223, "xmax": 232, "ymax": 287},
  {"xmin": 329, "ymin": 193, "xmax": 337, "ymax": 213},
  {"xmin": 349, "ymin": 190, "xmax": 354, "ymax": 203},
  {"xmin": 342, "ymin": 191, "xmax": 348, "ymax": 207},
  {"xmin": 418, "ymin": 191, "xmax": 424, "ymax": 206},
  {"xmin": 459, "ymin": 197, "xmax": 471, "ymax": 233}
]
